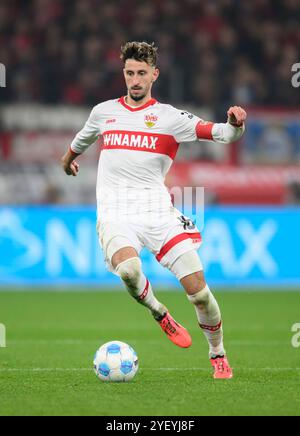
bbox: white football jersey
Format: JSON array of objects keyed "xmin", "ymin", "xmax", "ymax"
[{"xmin": 70, "ymin": 96, "xmax": 244, "ymax": 221}]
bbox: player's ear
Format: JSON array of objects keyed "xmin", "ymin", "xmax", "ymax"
[{"xmin": 152, "ymin": 68, "xmax": 160, "ymax": 82}]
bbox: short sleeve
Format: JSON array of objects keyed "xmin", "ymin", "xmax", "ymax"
[
  {"xmin": 70, "ymin": 106, "xmax": 101, "ymax": 154},
  {"xmin": 171, "ymin": 108, "xmax": 201, "ymax": 143}
]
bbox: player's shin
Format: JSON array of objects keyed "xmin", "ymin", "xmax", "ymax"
[
  {"xmin": 188, "ymin": 285, "xmax": 225, "ymax": 358},
  {"xmin": 115, "ymin": 257, "xmax": 166, "ymax": 319}
]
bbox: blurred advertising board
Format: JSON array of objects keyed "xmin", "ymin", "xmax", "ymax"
[
  {"xmin": 167, "ymin": 163, "xmax": 300, "ymax": 205},
  {"xmin": 240, "ymin": 109, "xmax": 300, "ymax": 165},
  {"xmin": 0, "ymin": 206, "xmax": 299, "ymax": 288}
]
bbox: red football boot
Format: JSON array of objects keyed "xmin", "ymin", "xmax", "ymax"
[
  {"xmin": 210, "ymin": 356, "xmax": 233, "ymax": 379},
  {"xmin": 158, "ymin": 312, "xmax": 192, "ymax": 348}
]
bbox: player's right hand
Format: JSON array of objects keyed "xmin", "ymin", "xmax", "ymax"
[
  {"xmin": 64, "ymin": 161, "xmax": 79, "ymax": 176},
  {"xmin": 61, "ymin": 149, "xmax": 80, "ymax": 177}
]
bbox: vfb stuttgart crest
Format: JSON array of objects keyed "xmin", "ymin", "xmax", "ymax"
[{"xmin": 145, "ymin": 113, "xmax": 158, "ymax": 128}]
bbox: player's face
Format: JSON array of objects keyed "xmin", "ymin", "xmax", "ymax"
[{"xmin": 123, "ymin": 59, "xmax": 159, "ymax": 102}]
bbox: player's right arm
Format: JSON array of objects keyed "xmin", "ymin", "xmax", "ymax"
[
  {"xmin": 61, "ymin": 106, "xmax": 100, "ymax": 176},
  {"xmin": 61, "ymin": 148, "xmax": 80, "ymax": 177}
]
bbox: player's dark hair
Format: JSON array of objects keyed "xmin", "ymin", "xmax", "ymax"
[{"xmin": 120, "ymin": 41, "xmax": 158, "ymax": 67}]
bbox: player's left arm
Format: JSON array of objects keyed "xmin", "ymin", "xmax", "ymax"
[{"xmin": 196, "ymin": 106, "xmax": 247, "ymax": 144}]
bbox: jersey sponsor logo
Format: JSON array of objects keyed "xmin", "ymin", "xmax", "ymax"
[
  {"xmin": 145, "ymin": 113, "xmax": 158, "ymax": 128},
  {"xmin": 102, "ymin": 130, "xmax": 179, "ymax": 159},
  {"xmin": 106, "ymin": 118, "xmax": 117, "ymax": 124},
  {"xmin": 103, "ymin": 132, "xmax": 158, "ymax": 150}
]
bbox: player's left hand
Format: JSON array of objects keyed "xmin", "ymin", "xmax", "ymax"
[{"xmin": 227, "ymin": 106, "xmax": 247, "ymax": 127}]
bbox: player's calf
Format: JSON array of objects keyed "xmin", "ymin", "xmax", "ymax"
[
  {"xmin": 187, "ymin": 284, "xmax": 225, "ymax": 358},
  {"xmin": 115, "ymin": 256, "xmax": 191, "ymax": 348},
  {"xmin": 115, "ymin": 257, "xmax": 165, "ymax": 319},
  {"xmin": 185, "ymin": 277, "xmax": 233, "ymax": 378}
]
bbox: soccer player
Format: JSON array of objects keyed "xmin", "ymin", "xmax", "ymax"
[{"xmin": 61, "ymin": 42, "xmax": 247, "ymax": 379}]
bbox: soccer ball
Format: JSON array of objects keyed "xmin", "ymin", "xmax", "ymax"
[{"xmin": 93, "ymin": 341, "xmax": 139, "ymax": 382}]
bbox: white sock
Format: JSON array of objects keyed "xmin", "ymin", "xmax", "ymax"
[
  {"xmin": 116, "ymin": 258, "xmax": 166, "ymax": 319},
  {"xmin": 188, "ymin": 285, "xmax": 225, "ymax": 358},
  {"xmin": 135, "ymin": 275, "xmax": 167, "ymax": 320}
]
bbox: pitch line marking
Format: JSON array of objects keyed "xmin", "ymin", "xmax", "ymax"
[
  {"xmin": 0, "ymin": 367, "xmax": 299, "ymax": 372},
  {"xmin": 7, "ymin": 339, "xmax": 292, "ymax": 347}
]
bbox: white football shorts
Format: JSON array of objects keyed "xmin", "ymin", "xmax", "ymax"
[{"xmin": 97, "ymin": 207, "xmax": 203, "ymax": 276}]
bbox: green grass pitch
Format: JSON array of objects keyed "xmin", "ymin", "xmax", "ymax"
[{"xmin": 0, "ymin": 289, "xmax": 300, "ymax": 416}]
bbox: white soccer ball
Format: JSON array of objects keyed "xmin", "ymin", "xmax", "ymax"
[{"xmin": 93, "ymin": 341, "xmax": 139, "ymax": 382}]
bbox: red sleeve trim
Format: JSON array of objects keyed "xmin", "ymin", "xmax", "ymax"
[
  {"xmin": 195, "ymin": 121, "xmax": 214, "ymax": 140},
  {"xmin": 69, "ymin": 147, "xmax": 81, "ymax": 157}
]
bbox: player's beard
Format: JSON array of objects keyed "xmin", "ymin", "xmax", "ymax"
[
  {"xmin": 129, "ymin": 86, "xmax": 148, "ymax": 102},
  {"xmin": 129, "ymin": 92, "xmax": 146, "ymax": 102}
]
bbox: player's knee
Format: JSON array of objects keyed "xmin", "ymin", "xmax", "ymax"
[
  {"xmin": 180, "ymin": 268, "xmax": 207, "ymax": 296},
  {"xmin": 188, "ymin": 284, "xmax": 210, "ymax": 306},
  {"xmin": 115, "ymin": 257, "xmax": 142, "ymax": 290},
  {"xmin": 188, "ymin": 271, "xmax": 207, "ymax": 295}
]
